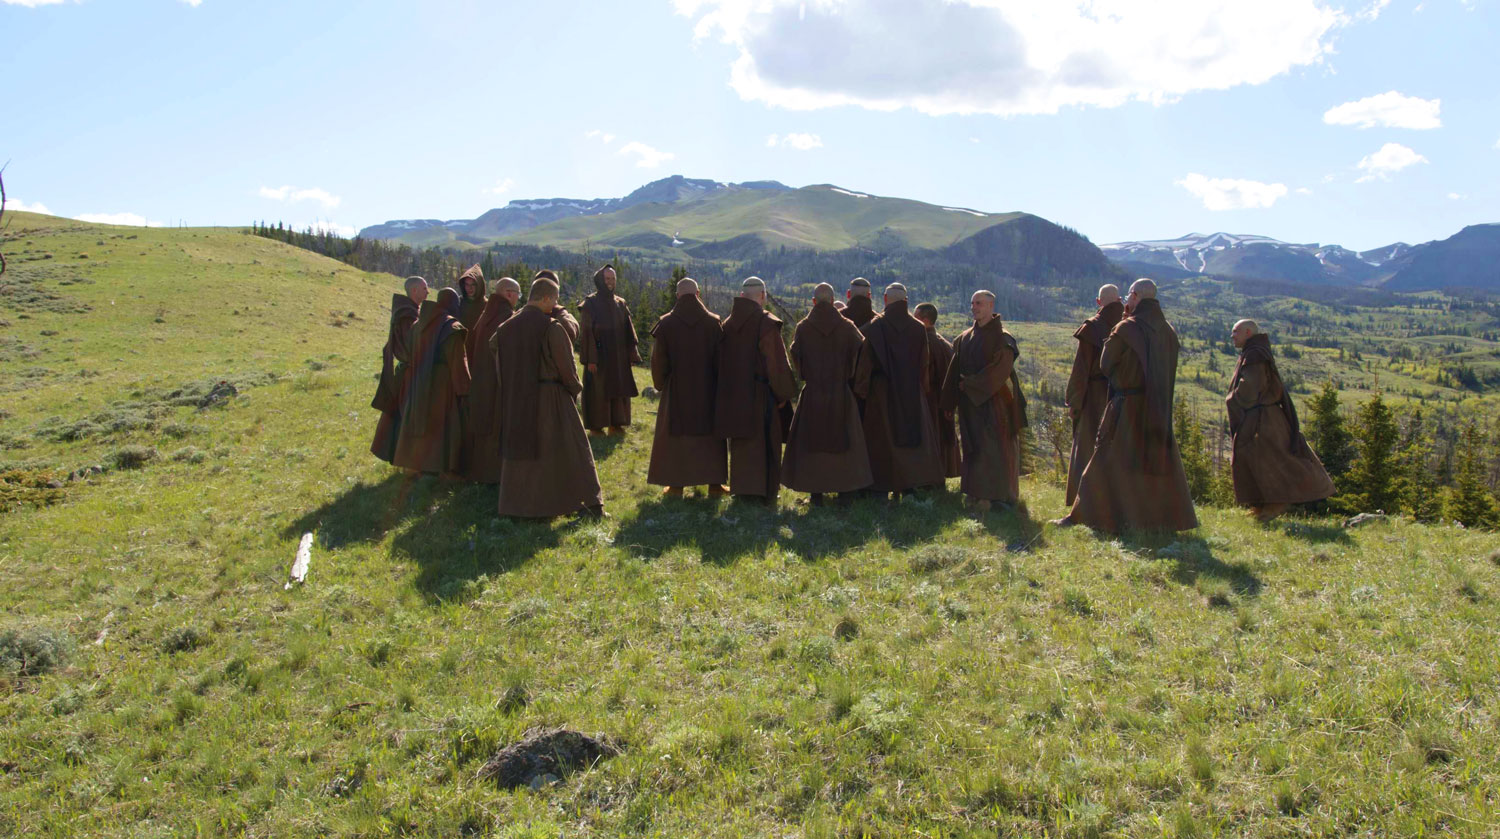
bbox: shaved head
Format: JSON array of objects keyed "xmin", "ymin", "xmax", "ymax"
[
  {"xmin": 848, "ymin": 277, "xmax": 872, "ymax": 298},
  {"xmin": 1231, "ymin": 318, "xmax": 1260, "ymax": 349},
  {"xmin": 813, "ymin": 282, "xmax": 835, "ymax": 303},
  {"xmin": 914, "ymin": 302, "xmax": 938, "ymax": 325},
  {"xmin": 1129, "ymin": 278, "xmax": 1157, "ymax": 300},
  {"xmin": 884, "ymin": 283, "xmax": 908, "ymax": 302},
  {"xmin": 971, "ymin": 289, "xmax": 996, "ymax": 304},
  {"xmin": 676, "ymin": 277, "xmax": 699, "ymax": 296},
  {"xmin": 494, "ymin": 277, "xmax": 520, "ymax": 295},
  {"xmin": 1234, "ymin": 318, "xmax": 1258, "ymax": 335},
  {"xmin": 1097, "ymin": 284, "xmax": 1121, "ymax": 305},
  {"xmin": 404, "ymin": 275, "xmax": 428, "ymax": 295},
  {"xmin": 740, "ymin": 276, "xmax": 766, "ymax": 301},
  {"xmin": 529, "ymin": 278, "xmax": 559, "ymax": 303}
]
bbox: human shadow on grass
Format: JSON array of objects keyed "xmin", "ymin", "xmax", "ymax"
[
  {"xmin": 980, "ymin": 499, "xmax": 1048, "ymax": 553},
  {"xmin": 282, "ymin": 470, "xmax": 435, "ymax": 549},
  {"xmin": 1119, "ymin": 531, "xmax": 1265, "ymax": 597},
  {"xmin": 614, "ymin": 488, "xmax": 969, "ymax": 566},
  {"xmin": 388, "ymin": 481, "xmax": 564, "ymax": 602},
  {"xmin": 587, "ymin": 432, "xmax": 626, "ymax": 462},
  {"xmin": 1273, "ymin": 517, "xmax": 1354, "ymax": 545}
]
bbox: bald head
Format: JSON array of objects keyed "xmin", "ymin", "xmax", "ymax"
[
  {"xmin": 848, "ymin": 277, "xmax": 872, "ymax": 299},
  {"xmin": 740, "ymin": 276, "xmax": 766, "ymax": 303},
  {"xmin": 676, "ymin": 277, "xmax": 699, "ymax": 297},
  {"xmin": 914, "ymin": 302, "xmax": 938, "ymax": 326},
  {"xmin": 970, "ymin": 289, "xmax": 997, "ymax": 322},
  {"xmin": 528, "ymin": 277, "xmax": 560, "ymax": 305},
  {"xmin": 494, "ymin": 276, "xmax": 521, "ymax": 306},
  {"xmin": 813, "ymin": 282, "xmax": 835, "ymax": 303},
  {"xmin": 404, "ymin": 275, "xmax": 429, "ymax": 304},
  {"xmin": 1129, "ymin": 278, "xmax": 1157, "ymax": 299},
  {"xmin": 1097, "ymin": 284, "xmax": 1121, "ymax": 307},
  {"xmin": 1231, "ymin": 318, "xmax": 1259, "ymax": 349},
  {"xmin": 884, "ymin": 283, "xmax": 908, "ymax": 303}
]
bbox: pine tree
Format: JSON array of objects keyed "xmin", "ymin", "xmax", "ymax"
[
  {"xmin": 1350, "ymin": 392, "xmax": 1400, "ymax": 513},
  {"xmin": 1174, "ymin": 399, "xmax": 1229, "ymax": 506},
  {"xmin": 1396, "ymin": 408, "xmax": 1442, "ymax": 522},
  {"xmin": 1448, "ymin": 421, "xmax": 1498, "ymax": 528},
  {"xmin": 1305, "ymin": 381, "xmax": 1355, "ymax": 480}
]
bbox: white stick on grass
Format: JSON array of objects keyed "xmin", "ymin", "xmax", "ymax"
[{"xmin": 286, "ymin": 533, "xmax": 313, "ymax": 589}]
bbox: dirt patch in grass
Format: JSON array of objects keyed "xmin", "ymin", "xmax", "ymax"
[{"xmin": 476, "ymin": 727, "xmax": 622, "ymax": 790}]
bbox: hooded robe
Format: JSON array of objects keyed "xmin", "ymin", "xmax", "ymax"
[{"xmin": 782, "ymin": 300, "xmax": 873, "ymax": 494}]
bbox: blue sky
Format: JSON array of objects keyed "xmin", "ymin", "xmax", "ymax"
[{"xmin": 2, "ymin": 0, "xmax": 1496, "ymax": 250}]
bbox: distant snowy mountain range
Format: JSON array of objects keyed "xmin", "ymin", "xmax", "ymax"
[{"xmin": 1100, "ymin": 229, "xmax": 1500, "ymax": 291}]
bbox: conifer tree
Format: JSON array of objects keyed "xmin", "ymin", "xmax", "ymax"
[
  {"xmin": 1449, "ymin": 421, "xmax": 1498, "ymax": 528},
  {"xmin": 1351, "ymin": 392, "xmax": 1400, "ymax": 513},
  {"xmin": 1305, "ymin": 381, "xmax": 1356, "ymax": 481},
  {"xmin": 1397, "ymin": 408, "xmax": 1442, "ymax": 522}
]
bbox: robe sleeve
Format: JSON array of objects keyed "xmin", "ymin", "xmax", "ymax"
[
  {"xmin": 650, "ymin": 331, "xmax": 671, "ymax": 391},
  {"xmin": 788, "ymin": 331, "xmax": 805, "ymax": 381},
  {"xmin": 939, "ymin": 336, "xmax": 962, "ymax": 414},
  {"xmin": 551, "ymin": 306, "xmax": 580, "ymax": 343},
  {"xmin": 1064, "ymin": 340, "xmax": 1095, "ymax": 419},
  {"xmin": 1099, "ymin": 330, "xmax": 1127, "ymax": 380},
  {"xmin": 545, "ymin": 322, "xmax": 584, "ymax": 398},
  {"xmin": 446, "ymin": 331, "xmax": 472, "ymax": 397},
  {"xmin": 762, "ymin": 326, "xmax": 797, "ymax": 403},
  {"xmin": 852, "ymin": 340, "xmax": 873, "ymax": 401},
  {"xmin": 1226, "ymin": 361, "xmax": 1265, "ymax": 433},
  {"xmin": 959, "ymin": 341, "xmax": 1016, "ymax": 405},
  {"xmin": 577, "ymin": 307, "xmax": 596, "ymax": 365},
  {"xmin": 623, "ymin": 301, "xmax": 643, "ymax": 363},
  {"xmin": 393, "ymin": 313, "xmax": 418, "ymax": 364}
]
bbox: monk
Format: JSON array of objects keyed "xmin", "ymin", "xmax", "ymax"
[
  {"xmin": 495, "ymin": 275, "xmax": 605, "ymax": 519},
  {"xmin": 461, "ymin": 277, "xmax": 520, "ymax": 483},
  {"xmin": 782, "ymin": 283, "xmax": 872, "ymax": 505},
  {"xmin": 1227, "ymin": 319, "xmax": 1335, "ymax": 521},
  {"xmin": 914, "ymin": 302, "xmax": 960, "ymax": 481},
  {"xmin": 647, "ymin": 278, "xmax": 728, "ymax": 497},
  {"xmin": 578, "ymin": 264, "xmax": 641, "ymax": 435},
  {"xmin": 392, "ymin": 287, "xmax": 470, "ymax": 476},
  {"xmin": 715, "ymin": 277, "xmax": 797, "ymax": 503},
  {"xmin": 1063, "ymin": 285, "xmax": 1124, "ymax": 505},
  {"xmin": 842, "ymin": 277, "xmax": 876, "ymax": 327},
  {"xmin": 1055, "ymin": 279, "xmax": 1198, "ymax": 533},
  {"xmin": 370, "ymin": 276, "xmax": 426, "ymax": 463},
  {"xmin": 854, "ymin": 283, "xmax": 945, "ymax": 499},
  {"xmin": 457, "ymin": 264, "xmax": 487, "ymax": 331},
  {"xmin": 941, "ymin": 291, "xmax": 1027, "ymax": 511}
]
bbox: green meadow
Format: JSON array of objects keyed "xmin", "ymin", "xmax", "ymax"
[{"xmin": 2, "ymin": 212, "xmax": 1499, "ymax": 837}]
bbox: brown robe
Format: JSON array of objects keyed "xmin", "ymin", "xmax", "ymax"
[
  {"xmin": 854, "ymin": 300, "xmax": 945, "ymax": 493},
  {"xmin": 460, "ymin": 293, "xmax": 515, "ymax": 483},
  {"xmin": 647, "ymin": 294, "xmax": 727, "ymax": 487},
  {"xmin": 1226, "ymin": 333, "xmax": 1335, "ymax": 506},
  {"xmin": 495, "ymin": 305, "xmax": 603, "ymax": 518},
  {"xmin": 1068, "ymin": 298, "xmax": 1198, "ymax": 533},
  {"xmin": 925, "ymin": 325, "xmax": 961, "ymax": 479},
  {"xmin": 457, "ymin": 265, "xmax": 487, "ymax": 331},
  {"xmin": 1064, "ymin": 301, "xmax": 1124, "ymax": 504},
  {"xmin": 941, "ymin": 316, "xmax": 1025, "ymax": 503},
  {"xmin": 842, "ymin": 295, "xmax": 876, "ymax": 328},
  {"xmin": 392, "ymin": 289, "xmax": 471, "ymax": 474},
  {"xmin": 715, "ymin": 298, "xmax": 797, "ymax": 498},
  {"xmin": 370, "ymin": 292, "xmax": 419, "ymax": 463},
  {"xmin": 578, "ymin": 272, "xmax": 641, "ymax": 431},
  {"xmin": 782, "ymin": 300, "xmax": 873, "ymax": 494}
]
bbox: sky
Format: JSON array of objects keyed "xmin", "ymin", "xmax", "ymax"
[{"xmin": 2, "ymin": 0, "xmax": 1497, "ymax": 251}]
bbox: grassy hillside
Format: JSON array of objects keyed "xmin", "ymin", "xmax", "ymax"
[
  {"xmin": 3, "ymin": 214, "xmax": 1500, "ymax": 837},
  {"xmin": 499, "ymin": 185, "xmax": 1016, "ymax": 253}
]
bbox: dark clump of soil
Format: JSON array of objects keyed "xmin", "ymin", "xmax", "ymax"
[{"xmin": 476, "ymin": 727, "xmax": 622, "ymax": 790}]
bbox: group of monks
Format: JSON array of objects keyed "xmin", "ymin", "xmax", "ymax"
[{"xmin": 370, "ymin": 263, "xmax": 1335, "ymax": 532}]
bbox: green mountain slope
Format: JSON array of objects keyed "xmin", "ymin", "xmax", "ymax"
[{"xmin": 502, "ymin": 184, "xmax": 1015, "ymax": 252}]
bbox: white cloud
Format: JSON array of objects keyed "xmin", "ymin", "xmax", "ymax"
[
  {"xmin": 1447, "ymin": 192, "xmax": 1466, "ymax": 200},
  {"xmin": 5, "ymin": 198, "xmax": 52, "ymax": 215},
  {"xmin": 305, "ymin": 220, "xmax": 358, "ymax": 238},
  {"xmin": 585, "ymin": 129, "xmax": 617, "ymax": 144},
  {"xmin": 1323, "ymin": 91, "xmax": 1441, "ymax": 129},
  {"xmin": 258, "ymin": 185, "xmax": 341, "ymax": 209},
  {"xmin": 1357, "ymin": 0, "xmax": 1390, "ymax": 21},
  {"xmin": 766, "ymin": 132, "xmax": 824, "ymax": 150},
  {"xmin": 180, "ymin": 0, "xmax": 203, "ymax": 6},
  {"xmin": 1494, "ymin": 136, "xmax": 1500, "ymax": 150},
  {"xmin": 969, "ymin": 137, "xmax": 981, "ymax": 143},
  {"xmin": 1295, "ymin": 187, "xmax": 1314, "ymax": 195},
  {"xmin": 674, "ymin": 0, "xmax": 1344, "ymax": 116},
  {"xmin": 2, "ymin": 0, "xmax": 68, "ymax": 7},
  {"xmin": 1355, "ymin": 142, "xmax": 1427, "ymax": 182},
  {"xmin": 483, "ymin": 177, "xmax": 516, "ymax": 196},
  {"xmin": 618, "ymin": 141, "xmax": 675, "ymax": 168},
  {"xmin": 1175, "ymin": 173, "xmax": 1289, "ymax": 210},
  {"xmin": 74, "ymin": 212, "xmax": 165, "ymax": 228}
]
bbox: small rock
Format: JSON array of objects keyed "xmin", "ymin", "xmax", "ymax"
[
  {"xmin": 1343, "ymin": 512, "xmax": 1387, "ymax": 528},
  {"xmin": 476, "ymin": 727, "xmax": 622, "ymax": 790}
]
